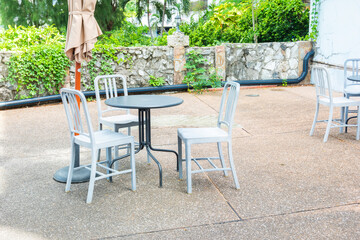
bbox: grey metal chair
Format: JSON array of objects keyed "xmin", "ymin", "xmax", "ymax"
[
  {"xmin": 343, "ymin": 59, "xmax": 360, "ymax": 126},
  {"xmin": 310, "ymin": 66, "xmax": 360, "ymax": 142},
  {"xmin": 94, "ymin": 74, "xmax": 140, "ymax": 166},
  {"xmin": 61, "ymin": 88, "xmax": 136, "ymax": 203},
  {"xmin": 177, "ymin": 81, "xmax": 240, "ymax": 193}
]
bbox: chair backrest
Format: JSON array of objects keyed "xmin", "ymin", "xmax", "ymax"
[
  {"xmin": 217, "ymin": 81, "xmax": 240, "ymax": 135},
  {"xmin": 311, "ymin": 66, "xmax": 332, "ymax": 101},
  {"xmin": 94, "ymin": 74, "xmax": 130, "ymax": 119},
  {"xmin": 344, "ymin": 58, "xmax": 360, "ymax": 88},
  {"xmin": 60, "ymin": 88, "xmax": 94, "ymax": 141}
]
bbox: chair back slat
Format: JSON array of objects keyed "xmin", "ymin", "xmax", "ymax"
[
  {"xmin": 94, "ymin": 74, "xmax": 130, "ymax": 119},
  {"xmin": 312, "ymin": 66, "xmax": 332, "ymax": 101},
  {"xmin": 344, "ymin": 58, "xmax": 360, "ymax": 88},
  {"xmin": 61, "ymin": 88, "xmax": 94, "ymax": 140},
  {"xmin": 217, "ymin": 81, "xmax": 240, "ymax": 134}
]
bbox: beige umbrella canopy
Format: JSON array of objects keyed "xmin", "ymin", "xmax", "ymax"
[{"xmin": 65, "ymin": 0, "xmax": 102, "ymax": 63}]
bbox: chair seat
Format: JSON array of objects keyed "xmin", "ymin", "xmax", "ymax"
[
  {"xmin": 178, "ymin": 127, "xmax": 229, "ymax": 143},
  {"xmin": 319, "ymin": 97, "xmax": 360, "ymax": 107},
  {"xmin": 75, "ymin": 129, "xmax": 133, "ymax": 149},
  {"xmin": 344, "ymin": 84, "xmax": 360, "ymax": 95},
  {"xmin": 100, "ymin": 114, "xmax": 138, "ymax": 127}
]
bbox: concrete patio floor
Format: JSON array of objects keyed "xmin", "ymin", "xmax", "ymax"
[{"xmin": 1, "ymin": 85, "xmax": 359, "ymax": 239}]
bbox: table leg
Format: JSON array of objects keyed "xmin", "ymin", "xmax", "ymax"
[
  {"xmin": 345, "ymin": 116, "xmax": 358, "ymax": 133},
  {"xmin": 142, "ymin": 109, "xmax": 179, "ymax": 187},
  {"xmin": 145, "ymin": 109, "xmax": 179, "ymax": 171}
]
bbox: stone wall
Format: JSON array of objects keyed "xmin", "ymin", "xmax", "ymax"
[
  {"xmin": 0, "ymin": 41, "xmax": 312, "ymax": 102},
  {"xmin": 73, "ymin": 46, "xmax": 174, "ymax": 90},
  {"xmin": 0, "ymin": 51, "xmax": 15, "ymax": 101},
  {"xmin": 225, "ymin": 41, "xmax": 312, "ymax": 82}
]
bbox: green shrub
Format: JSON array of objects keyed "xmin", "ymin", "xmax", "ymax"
[
  {"xmin": 97, "ymin": 22, "xmax": 152, "ymax": 47},
  {"xmin": 1, "ymin": 25, "xmax": 70, "ymax": 99},
  {"xmin": 183, "ymin": 50, "xmax": 222, "ymax": 92},
  {"xmin": 148, "ymin": 75, "xmax": 166, "ymax": 86},
  {"xmin": 181, "ymin": 0, "xmax": 309, "ymax": 46},
  {"xmin": 256, "ymin": 0, "xmax": 309, "ymax": 42},
  {"xmin": 153, "ymin": 28, "xmax": 176, "ymax": 46},
  {"xmin": 0, "ymin": 25, "xmax": 65, "ymax": 50},
  {"xmin": 7, "ymin": 44, "xmax": 70, "ymax": 99}
]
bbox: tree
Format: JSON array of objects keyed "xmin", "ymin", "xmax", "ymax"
[
  {"xmin": 160, "ymin": 0, "xmax": 189, "ymax": 35},
  {"xmin": 0, "ymin": 0, "xmax": 131, "ymax": 32},
  {"xmin": 96, "ymin": 0, "xmax": 131, "ymax": 31},
  {"xmin": 0, "ymin": 0, "xmax": 67, "ymax": 31}
]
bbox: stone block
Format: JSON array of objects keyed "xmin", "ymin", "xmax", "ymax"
[
  {"xmin": 298, "ymin": 41, "xmax": 313, "ymax": 84},
  {"xmin": 167, "ymin": 32, "xmax": 189, "ymax": 47},
  {"xmin": 173, "ymin": 46, "xmax": 186, "ymax": 85},
  {"xmin": 215, "ymin": 46, "xmax": 226, "ymax": 80}
]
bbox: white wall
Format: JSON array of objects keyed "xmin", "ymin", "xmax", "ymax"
[{"xmin": 312, "ymin": 0, "xmax": 360, "ymax": 91}]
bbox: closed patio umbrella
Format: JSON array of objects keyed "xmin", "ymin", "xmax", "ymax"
[
  {"xmin": 65, "ymin": 0, "xmax": 102, "ymax": 64},
  {"xmin": 54, "ymin": 0, "xmax": 102, "ymax": 183}
]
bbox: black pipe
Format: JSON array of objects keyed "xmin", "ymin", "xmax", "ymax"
[{"xmin": 0, "ymin": 50, "xmax": 314, "ymax": 110}]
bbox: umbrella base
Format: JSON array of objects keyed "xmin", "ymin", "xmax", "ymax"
[{"xmin": 53, "ymin": 166, "xmax": 90, "ymax": 183}]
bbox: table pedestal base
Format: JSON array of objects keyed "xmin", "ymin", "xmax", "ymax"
[{"xmin": 53, "ymin": 144, "xmax": 91, "ymax": 183}]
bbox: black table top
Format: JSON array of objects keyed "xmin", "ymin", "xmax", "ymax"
[
  {"xmin": 105, "ymin": 95, "xmax": 183, "ymax": 109},
  {"xmin": 347, "ymin": 75, "xmax": 360, "ymax": 82}
]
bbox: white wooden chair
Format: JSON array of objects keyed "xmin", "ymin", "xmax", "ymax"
[
  {"xmin": 310, "ymin": 66, "xmax": 360, "ymax": 142},
  {"xmin": 61, "ymin": 88, "xmax": 136, "ymax": 203},
  {"xmin": 177, "ymin": 81, "xmax": 240, "ymax": 193}
]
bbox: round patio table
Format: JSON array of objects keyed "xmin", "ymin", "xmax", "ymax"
[
  {"xmin": 347, "ymin": 75, "xmax": 360, "ymax": 82},
  {"xmin": 105, "ymin": 95, "xmax": 183, "ymax": 187}
]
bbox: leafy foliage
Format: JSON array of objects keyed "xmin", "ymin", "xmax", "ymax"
[
  {"xmin": 153, "ymin": 28, "xmax": 176, "ymax": 46},
  {"xmin": 97, "ymin": 22, "xmax": 152, "ymax": 47},
  {"xmin": 148, "ymin": 75, "xmax": 166, "ymax": 86},
  {"xmin": 0, "ymin": 25, "xmax": 65, "ymax": 50},
  {"xmin": 87, "ymin": 45, "xmax": 133, "ymax": 91},
  {"xmin": 96, "ymin": 0, "xmax": 131, "ymax": 31},
  {"xmin": 0, "ymin": 0, "xmax": 68, "ymax": 32},
  {"xmin": 309, "ymin": 0, "xmax": 320, "ymax": 41},
  {"xmin": 181, "ymin": 0, "xmax": 309, "ymax": 46},
  {"xmin": 183, "ymin": 50, "xmax": 222, "ymax": 92},
  {"xmin": 1, "ymin": 25, "xmax": 70, "ymax": 99},
  {"xmin": 255, "ymin": 0, "xmax": 309, "ymax": 42},
  {"xmin": 0, "ymin": 0, "xmax": 132, "ymax": 32},
  {"xmin": 7, "ymin": 45, "xmax": 70, "ymax": 99}
]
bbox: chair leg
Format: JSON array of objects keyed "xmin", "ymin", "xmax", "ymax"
[
  {"xmin": 113, "ymin": 145, "xmax": 119, "ymax": 170},
  {"xmin": 217, "ymin": 142, "xmax": 228, "ymax": 177},
  {"xmin": 86, "ymin": 149, "xmax": 98, "ymax": 204},
  {"xmin": 356, "ymin": 106, "xmax": 360, "ymax": 140},
  {"xmin": 340, "ymin": 106, "xmax": 345, "ymax": 133},
  {"xmin": 185, "ymin": 142, "xmax": 192, "ymax": 194},
  {"xmin": 324, "ymin": 106, "xmax": 334, "ymax": 142},
  {"xmin": 127, "ymin": 127, "xmax": 131, "ymax": 155},
  {"xmin": 97, "ymin": 124, "xmax": 103, "ymax": 161},
  {"xmin": 114, "ymin": 125, "xmax": 121, "ymax": 170},
  {"xmin": 65, "ymin": 141, "xmax": 76, "ymax": 192},
  {"xmin": 310, "ymin": 102, "xmax": 319, "ymax": 136},
  {"xmin": 106, "ymin": 147, "xmax": 112, "ymax": 182},
  {"xmin": 178, "ymin": 136, "xmax": 183, "ymax": 179},
  {"xmin": 227, "ymin": 141, "xmax": 240, "ymax": 190},
  {"xmin": 130, "ymin": 142, "xmax": 136, "ymax": 191}
]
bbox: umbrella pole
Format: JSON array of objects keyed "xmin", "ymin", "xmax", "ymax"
[
  {"xmin": 74, "ymin": 62, "xmax": 81, "ymax": 167},
  {"xmin": 75, "ymin": 62, "xmax": 81, "ymax": 106},
  {"xmin": 53, "ymin": 61, "xmax": 90, "ymax": 183}
]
